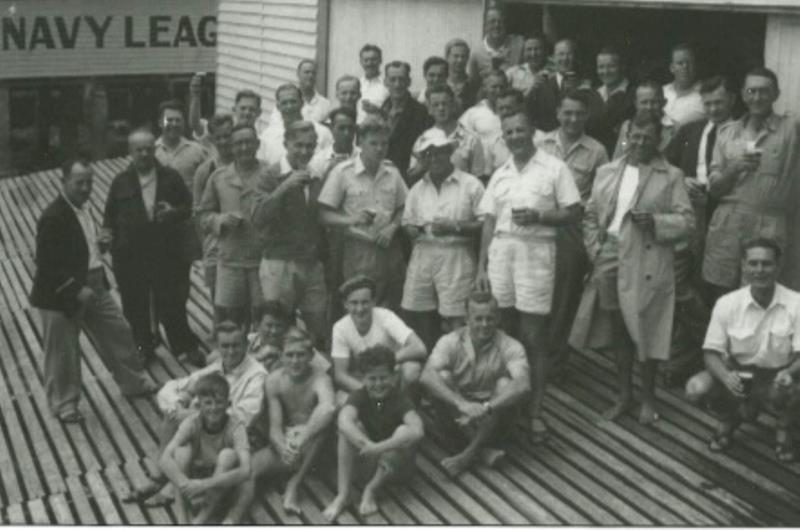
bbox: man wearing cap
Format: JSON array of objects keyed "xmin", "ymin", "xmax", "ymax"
[{"xmin": 401, "ymin": 128, "xmax": 485, "ymax": 349}]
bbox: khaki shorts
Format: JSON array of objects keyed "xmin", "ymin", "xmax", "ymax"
[
  {"xmin": 215, "ymin": 264, "xmax": 263, "ymax": 309},
  {"xmin": 401, "ymin": 243, "xmax": 476, "ymax": 317},
  {"xmin": 487, "ymin": 235, "xmax": 555, "ymax": 314}
]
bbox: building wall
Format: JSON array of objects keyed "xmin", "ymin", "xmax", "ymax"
[
  {"xmin": 216, "ymin": 0, "xmax": 320, "ymax": 128},
  {"xmin": 765, "ymin": 13, "xmax": 800, "ymax": 116},
  {"xmin": 326, "ymin": 0, "xmax": 483, "ymax": 97}
]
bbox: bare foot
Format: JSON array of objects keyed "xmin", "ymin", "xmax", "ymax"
[
  {"xmin": 358, "ymin": 489, "xmax": 378, "ymax": 517},
  {"xmin": 479, "ymin": 448, "xmax": 506, "ymax": 468},
  {"xmin": 441, "ymin": 451, "xmax": 474, "ymax": 476},
  {"xmin": 602, "ymin": 398, "xmax": 633, "ymax": 421},
  {"xmin": 283, "ymin": 482, "xmax": 302, "ymax": 516},
  {"xmin": 323, "ymin": 494, "xmax": 349, "ymax": 522},
  {"xmin": 638, "ymin": 401, "xmax": 660, "ymax": 425}
]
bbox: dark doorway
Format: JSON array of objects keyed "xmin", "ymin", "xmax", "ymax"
[{"xmin": 505, "ymin": 3, "xmax": 766, "ymax": 89}]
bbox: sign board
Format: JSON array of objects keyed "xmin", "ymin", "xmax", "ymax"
[{"xmin": 0, "ymin": 0, "xmax": 218, "ymax": 79}]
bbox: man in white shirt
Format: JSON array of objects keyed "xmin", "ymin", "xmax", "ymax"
[
  {"xmin": 332, "ymin": 75, "xmax": 366, "ymax": 124},
  {"xmin": 330, "ymin": 275, "xmax": 427, "ymax": 398},
  {"xmin": 257, "ymin": 84, "xmax": 332, "ymax": 166},
  {"xmin": 359, "ymin": 44, "xmax": 390, "ymax": 114},
  {"xmin": 476, "ymin": 111, "xmax": 582, "ymax": 443},
  {"xmin": 297, "ymin": 59, "xmax": 332, "ymax": 123},
  {"xmin": 663, "ymin": 43, "xmax": 705, "ymax": 128},
  {"xmin": 417, "ymin": 56, "xmax": 449, "ymax": 104},
  {"xmin": 459, "ymin": 71, "xmax": 508, "ymax": 178},
  {"xmin": 686, "ymin": 238, "xmax": 800, "ymax": 461}
]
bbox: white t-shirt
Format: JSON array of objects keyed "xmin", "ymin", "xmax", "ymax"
[
  {"xmin": 331, "ymin": 308, "xmax": 413, "ymax": 362},
  {"xmin": 607, "ymin": 165, "xmax": 640, "ymax": 236}
]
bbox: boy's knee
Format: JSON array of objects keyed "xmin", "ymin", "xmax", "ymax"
[
  {"xmin": 401, "ymin": 361, "xmax": 422, "ymax": 385},
  {"xmin": 217, "ymin": 448, "xmax": 239, "ymax": 470},
  {"xmin": 174, "ymin": 445, "xmax": 194, "ymax": 470},
  {"xmin": 685, "ymin": 370, "xmax": 713, "ymax": 402}
]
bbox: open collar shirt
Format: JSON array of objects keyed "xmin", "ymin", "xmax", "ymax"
[{"xmin": 536, "ymin": 130, "xmax": 609, "ymax": 203}]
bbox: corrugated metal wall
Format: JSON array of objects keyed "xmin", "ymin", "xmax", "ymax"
[
  {"xmin": 216, "ymin": 0, "xmax": 319, "ymax": 128},
  {"xmin": 765, "ymin": 13, "xmax": 800, "ymax": 117}
]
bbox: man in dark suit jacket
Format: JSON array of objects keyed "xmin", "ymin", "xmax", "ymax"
[
  {"xmin": 30, "ymin": 155, "xmax": 157, "ymax": 423},
  {"xmin": 103, "ymin": 129, "xmax": 204, "ymax": 366},
  {"xmin": 381, "ymin": 60, "xmax": 433, "ymax": 185}
]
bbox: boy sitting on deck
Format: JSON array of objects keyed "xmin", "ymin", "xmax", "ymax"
[
  {"xmin": 228, "ymin": 326, "xmax": 337, "ymax": 519},
  {"xmin": 159, "ymin": 373, "xmax": 251, "ymax": 524},
  {"xmin": 323, "ymin": 345, "xmax": 425, "ymax": 521}
]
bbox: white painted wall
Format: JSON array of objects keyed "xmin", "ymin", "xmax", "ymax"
[{"xmin": 765, "ymin": 13, "xmax": 800, "ymax": 117}]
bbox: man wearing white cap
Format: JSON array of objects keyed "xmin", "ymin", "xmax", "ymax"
[{"xmin": 401, "ymin": 129, "xmax": 485, "ymax": 348}]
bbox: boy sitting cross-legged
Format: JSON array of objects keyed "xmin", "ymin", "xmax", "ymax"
[
  {"xmin": 323, "ymin": 345, "xmax": 425, "ymax": 521},
  {"xmin": 158, "ymin": 373, "xmax": 251, "ymax": 524}
]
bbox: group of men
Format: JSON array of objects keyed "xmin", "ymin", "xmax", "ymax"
[{"xmin": 30, "ymin": 4, "xmax": 800, "ymax": 524}]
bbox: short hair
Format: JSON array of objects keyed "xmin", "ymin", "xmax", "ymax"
[
  {"xmin": 282, "ymin": 326, "xmax": 313, "ymax": 352},
  {"xmin": 699, "ymin": 75, "xmax": 735, "ymax": 95},
  {"xmin": 358, "ymin": 344, "xmax": 395, "ymax": 374},
  {"xmin": 384, "ymin": 60, "xmax": 411, "ymax": 78},
  {"xmin": 230, "ymin": 122, "xmax": 257, "ymax": 138},
  {"xmin": 339, "ymin": 274, "xmax": 377, "ymax": 300},
  {"xmin": 328, "ymin": 106, "xmax": 357, "ymax": 124},
  {"xmin": 426, "ymin": 84, "xmax": 456, "ymax": 101},
  {"xmin": 554, "ymin": 37, "xmax": 577, "ymax": 51},
  {"xmin": 357, "ymin": 116, "xmax": 391, "ymax": 141},
  {"xmin": 207, "ymin": 114, "xmax": 234, "ymax": 135},
  {"xmin": 260, "ymin": 300, "xmax": 294, "ymax": 326},
  {"xmin": 635, "ymin": 80, "xmax": 665, "ymax": 101},
  {"xmin": 360, "ymin": 44, "xmax": 383, "ymax": 61},
  {"xmin": 559, "ymin": 88, "xmax": 592, "ymax": 108},
  {"xmin": 484, "ymin": 69, "xmax": 508, "ymax": 85},
  {"xmin": 336, "ymin": 75, "xmax": 361, "ymax": 91},
  {"xmin": 61, "ymin": 151, "xmax": 92, "ymax": 181},
  {"xmin": 497, "ymin": 88, "xmax": 524, "ymax": 106},
  {"xmin": 629, "ymin": 112, "xmax": 663, "ymax": 140},
  {"xmin": 742, "ymin": 237, "xmax": 782, "ymax": 261},
  {"xmin": 214, "ymin": 320, "xmax": 245, "ymax": 341},
  {"xmin": 423, "ymin": 56, "xmax": 449, "ymax": 75},
  {"xmin": 235, "ymin": 89, "xmax": 262, "ymax": 107},
  {"xmin": 670, "ymin": 42, "xmax": 695, "ymax": 60},
  {"xmin": 284, "ymin": 120, "xmax": 317, "ymax": 142},
  {"xmin": 275, "ymin": 83, "xmax": 302, "ymax": 101},
  {"xmin": 745, "ymin": 66, "xmax": 780, "ymax": 92},
  {"xmin": 501, "ymin": 110, "xmax": 532, "ymax": 128},
  {"xmin": 444, "ymin": 38, "xmax": 470, "ymax": 57},
  {"xmin": 485, "ymin": 6, "xmax": 505, "ymax": 19},
  {"xmin": 297, "ymin": 59, "xmax": 316, "ymax": 72},
  {"xmin": 465, "ymin": 291, "xmax": 499, "ymax": 312},
  {"xmin": 597, "ymin": 44, "xmax": 622, "ymax": 60},
  {"xmin": 193, "ymin": 372, "xmax": 230, "ymax": 400},
  {"xmin": 158, "ymin": 99, "xmax": 185, "ymax": 119}
]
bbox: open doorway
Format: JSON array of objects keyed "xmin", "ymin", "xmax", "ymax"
[{"xmin": 504, "ymin": 3, "xmax": 766, "ymax": 89}]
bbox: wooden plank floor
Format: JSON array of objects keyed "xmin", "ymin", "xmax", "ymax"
[{"xmin": 0, "ymin": 158, "xmax": 799, "ymax": 525}]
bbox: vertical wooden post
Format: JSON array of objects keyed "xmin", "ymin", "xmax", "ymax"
[
  {"xmin": 316, "ymin": 0, "xmax": 330, "ymax": 96},
  {"xmin": 0, "ymin": 85, "xmax": 10, "ymax": 177}
]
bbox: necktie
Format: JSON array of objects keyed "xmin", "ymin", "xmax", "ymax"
[{"xmin": 705, "ymin": 124, "xmax": 717, "ymax": 169}]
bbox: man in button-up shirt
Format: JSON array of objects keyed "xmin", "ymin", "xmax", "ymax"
[
  {"xmin": 359, "ymin": 44, "xmax": 389, "ymax": 114},
  {"xmin": 459, "ymin": 71, "xmax": 508, "ymax": 180},
  {"xmin": 250, "ymin": 121, "xmax": 329, "ymax": 346},
  {"xmin": 536, "ymin": 90, "xmax": 609, "ymax": 378},
  {"xmin": 703, "ymin": 67, "xmax": 800, "ymax": 298},
  {"xmin": 686, "ymin": 239, "xmax": 800, "ymax": 461},
  {"xmin": 662, "ymin": 44, "xmax": 705, "ymax": 129},
  {"xmin": 198, "ymin": 124, "xmax": 266, "ymax": 330},
  {"xmin": 297, "ymin": 59, "xmax": 332, "ymax": 123},
  {"xmin": 421, "ymin": 292, "xmax": 530, "ymax": 475},
  {"xmin": 155, "ymin": 100, "xmax": 209, "ymax": 193},
  {"xmin": 401, "ymin": 129, "xmax": 484, "ymax": 349},
  {"xmin": 319, "ymin": 118, "xmax": 408, "ymax": 311},
  {"xmin": 476, "ymin": 111, "xmax": 581, "ymax": 442}
]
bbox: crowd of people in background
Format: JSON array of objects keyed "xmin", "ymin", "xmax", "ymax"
[{"xmin": 30, "ymin": 4, "xmax": 800, "ymax": 524}]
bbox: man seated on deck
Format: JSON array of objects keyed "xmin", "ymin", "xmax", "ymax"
[
  {"xmin": 421, "ymin": 291, "xmax": 530, "ymax": 476},
  {"xmin": 323, "ymin": 345, "xmax": 425, "ymax": 521},
  {"xmin": 685, "ymin": 238, "xmax": 800, "ymax": 462},
  {"xmin": 331, "ymin": 275, "xmax": 427, "ymax": 401},
  {"xmin": 126, "ymin": 321, "xmax": 266, "ymax": 505},
  {"xmin": 228, "ymin": 327, "xmax": 336, "ymax": 519},
  {"xmin": 159, "ymin": 373, "xmax": 251, "ymax": 524}
]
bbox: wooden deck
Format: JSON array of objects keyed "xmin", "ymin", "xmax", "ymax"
[{"xmin": 0, "ymin": 157, "xmax": 798, "ymax": 525}]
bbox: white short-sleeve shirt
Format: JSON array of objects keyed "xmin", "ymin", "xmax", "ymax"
[{"xmin": 331, "ymin": 307, "xmax": 413, "ymax": 361}]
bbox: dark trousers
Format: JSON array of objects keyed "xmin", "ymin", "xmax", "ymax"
[
  {"xmin": 114, "ymin": 256, "xmax": 198, "ymax": 355},
  {"xmin": 706, "ymin": 366, "xmax": 800, "ymax": 428},
  {"xmin": 549, "ymin": 224, "xmax": 588, "ymax": 371}
]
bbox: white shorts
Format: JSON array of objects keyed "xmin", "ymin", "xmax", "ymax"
[
  {"xmin": 487, "ymin": 235, "xmax": 555, "ymax": 314},
  {"xmin": 401, "ymin": 243, "xmax": 476, "ymax": 317}
]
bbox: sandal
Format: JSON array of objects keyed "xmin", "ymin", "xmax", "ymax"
[
  {"xmin": 121, "ymin": 476, "xmax": 168, "ymax": 504},
  {"xmin": 57, "ymin": 409, "xmax": 84, "ymax": 424}
]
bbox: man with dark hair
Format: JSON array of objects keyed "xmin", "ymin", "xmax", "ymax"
[
  {"xmin": 333, "ymin": 76, "xmax": 365, "ymax": 123},
  {"xmin": 156, "ymin": 99, "xmax": 209, "ymax": 192},
  {"xmin": 444, "ymin": 38, "xmax": 480, "ymax": 113},
  {"xmin": 459, "ymin": 70, "xmax": 508, "ymax": 180},
  {"xmin": 536, "ymin": 90, "xmax": 609, "ymax": 378},
  {"xmin": 297, "ymin": 59, "xmax": 331, "ymax": 123},
  {"xmin": 189, "ymin": 81, "xmax": 264, "ymax": 148},
  {"xmin": 417, "ymin": 56, "xmax": 449, "ymax": 104},
  {"xmin": 703, "ymin": 67, "xmax": 800, "ymax": 297},
  {"xmin": 686, "ymin": 238, "xmax": 800, "ymax": 462},
  {"xmin": 250, "ymin": 120, "xmax": 330, "ymax": 347},
  {"xmin": 613, "ymin": 81, "xmax": 674, "ymax": 158},
  {"xmin": 30, "ymin": 155, "xmax": 157, "ymax": 423},
  {"xmin": 468, "ymin": 7, "xmax": 524, "ymax": 83},
  {"xmin": 381, "ymin": 60, "xmax": 433, "ymax": 180},
  {"xmin": 421, "ymin": 291, "xmax": 530, "ymax": 475},
  {"xmin": 104, "ymin": 129, "xmax": 203, "ymax": 366},
  {"xmin": 197, "ymin": 123, "xmax": 266, "ymax": 329},
  {"xmin": 663, "ymin": 43, "xmax": 705, "ymax": 128},
  {"xmin": 594, "ymin": 46, "xmax": 634, "ymax": 156},
  {"xmin": 505, "ymin": 34, "xmax": 549, "ymax": 96},
  {"xmin": 257, "ymin": 84, "xmax": 332, "ymax": 166},
  {"xmin": 359, "ymin": 44, "xmax": 389, "ymax": 113}
]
